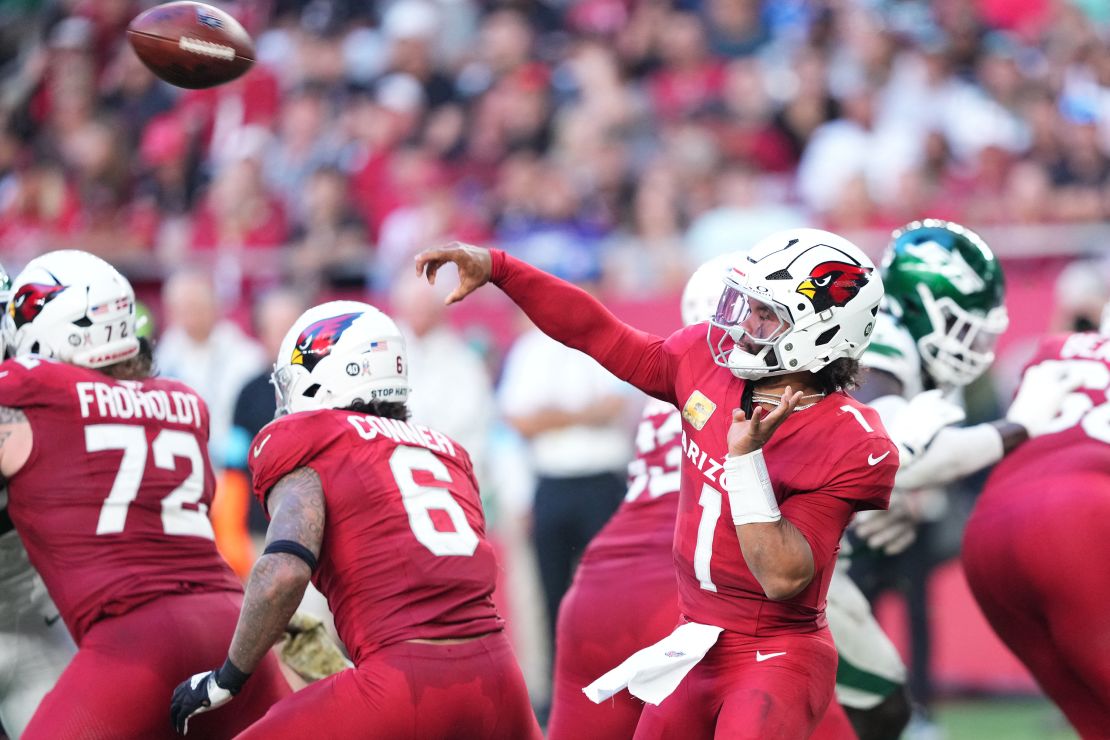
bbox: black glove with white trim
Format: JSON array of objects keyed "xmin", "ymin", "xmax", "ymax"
[{"xmin": 170, "ymin": 658, "xmax": 249, "ymax": 735}]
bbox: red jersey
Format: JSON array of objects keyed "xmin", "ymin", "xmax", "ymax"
[
  {"xmin": 986, "ymin": 333, "xmax": 1110, "ymax": 490},
  {"xmin": 0, "ymin": 357, "xmax": 240, "ymax": 643},
  {"xmin": 491, "ymin": 250, "xmax": 897, "ymax": 636},
  {"xmin": 249, "ymin": 409, "xmax": 503, "ymax": 663},
  {"xmin": 580, "ymin": 399, "xmax": 682, "ymax": 566}
]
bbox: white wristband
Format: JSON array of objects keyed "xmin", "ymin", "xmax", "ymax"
[{"xmin": 723, "ymin": 450, "xmax": 781, "ymax": 525}]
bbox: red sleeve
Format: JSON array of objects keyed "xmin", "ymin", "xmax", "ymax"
[
  {"xmin": 248, "ymin": 411, "xmax": 345, "ymax": 512},
  {"xmin": 490, "ymin": 249, "xmax": 684, "ymax": 404},
  {"xmin": 818, "ymin": 439, "xmax": 898, "ymax": 512},
  {"xmin": 779, "ymin": 491, "xmax": 856, "ymax": 569},
  {"xmin": 0, "ymin": 357, "xmax": 73, "ymax": 409}
]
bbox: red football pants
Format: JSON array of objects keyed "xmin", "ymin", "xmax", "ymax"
[
  {"xmin": 23, "ymin": 590, "xmax": 290, "ymax": 740},
  {"xmin": 633, "ymin": 627, "xmax": 838, "ymax": 740},
  {"xmin": 964, "ymin": 472, "xmax": 1110, "ymax": 739},
  {"xmin": 237, "ymin": 630, "xmax": 541, "ymax": 739},
  {"xmin": 548, "ymin": 556, "xmax": 681, "ymax": 740}
]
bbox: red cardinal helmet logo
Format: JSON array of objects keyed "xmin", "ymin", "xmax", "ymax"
[
  {"xmin": 290, "ymin": 313, "xmax": 360, "ymax": 371},
  {"xmin": 796, "ymin": 262, "xmax": 871, "ymax": 313},
  {"xmin": 9, "ymin": 283, "xmax": 67, "ymax": 329}
]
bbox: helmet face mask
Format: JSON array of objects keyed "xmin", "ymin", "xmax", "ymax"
[
  {"xmin": 709, "ymin": 285, "xmax": 793, "ymax": 377},
  {"xmin": 883, "ymin": 219, "xmax": 1007, "ymax": 387},
  {"xmin": 706, "ymin": 228, "xmax": 883, "ymax": 380},
  {"xmin": 272, "ymin": 301, "xmax": 409, "ymax": 417},
  {"xmin": 3, "ymin": 251, "xmax": 139, "ymax": 368},
  {"xmin": 914, "ymin": 284, "xmax": 1008, "ymax": 387}
]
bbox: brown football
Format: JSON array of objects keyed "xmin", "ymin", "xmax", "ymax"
[{"xmin": 127, "ymin": 1, "xmax": 254, "ymax": 89}]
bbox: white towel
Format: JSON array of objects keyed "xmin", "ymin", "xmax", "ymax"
[{"xmin": 582, "ymin": 621, "xmax": 724, "ymax": 706}]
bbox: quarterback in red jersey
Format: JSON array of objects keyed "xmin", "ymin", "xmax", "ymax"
[
  {"xmin": 418, "ymin": 229, "xmax": 898, "ymax": 738},
  {"xmin": 0, "ymin": 251, "xmax": 289, "ymax": 739},
  {"xmin": 964, "ymin": 330, "xmax": 1110, "ymax": 738},
  {"xmin": 548, "ymin": 256, "xmax": 732, "ymax": 740},
  {"xmin": 170, "ymin": 301, "xmax": 541, "ymax": 739}
]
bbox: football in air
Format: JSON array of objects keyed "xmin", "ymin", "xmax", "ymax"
[{"xmin": 127, "ymin": 1, "xmax": 254, "ymax": 89}]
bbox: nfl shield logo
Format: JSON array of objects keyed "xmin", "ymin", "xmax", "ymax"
[{"xmin": 196, "ymin": 9, "xmax": 223, "ymax": 29}]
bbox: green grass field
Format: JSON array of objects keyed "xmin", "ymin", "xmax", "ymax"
[{"xmin": 933, "ymin": 697, "xmax": 1077, "ymax": 740}]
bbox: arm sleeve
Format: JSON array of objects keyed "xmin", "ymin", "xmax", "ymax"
[
  {"xmin": 248, "ymin": 413, "xmax": 342, "ymax": 511},
  {"xmin": 0, "ymin": 357, "xmax": 70, "ymax": 409},
  {"xmin": 491, "ymin": 249, "xmax": 684, "ymax": 404},
  {"xmin": 778, "ymin": 491, "xmax": 857, "ymax": 569},
  {"xmin": 818, "ymin": 438, "xmax": 899, "ymax": 513},
  {"xmin": 893, "ymin": 422, "xmax": 1003, "ymax": 490}
]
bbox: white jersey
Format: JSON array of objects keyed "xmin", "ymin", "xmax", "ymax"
[{"xmin": 860, "ymin": 311, "xmax": 924, "ymax": 398}]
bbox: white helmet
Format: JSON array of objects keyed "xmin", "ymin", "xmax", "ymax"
[
  {"xmin": 4, "ymin": 250, "xmax": 139, "ymax": 367},
  {"xmin": 273, "ymin": 300, "xmax": 409, "ymax": 416},
  {"xmin": 708, "ymin": 228, "xmax": 883, "ymax": 379},
  {"xmin": 681, "ymin": 252, "xmax": 747, "ymax": 327}
]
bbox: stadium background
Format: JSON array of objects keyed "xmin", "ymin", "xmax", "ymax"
[{"xmin": 2, "ymin": 0, "xmax": 1109, "ymax": 737}]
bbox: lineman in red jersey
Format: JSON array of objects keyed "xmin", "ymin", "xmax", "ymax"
[
  {"xmin": 170, "ymin": 301, "xmax": 541, "ymax": 739},
  {"xmin": 418, "ymin": 229, "xmax": 898, "ymax": 738},
  {"xmin": 0, "ymin": 251, "xmax": 289, "ymax": 739},
  {"xmin": 548, "ymin": 256, "xmax": 730, "ymax": 740},
  {"xmin": 963, "ymin": 330, "xmax": 1110, "ymax": 738}
]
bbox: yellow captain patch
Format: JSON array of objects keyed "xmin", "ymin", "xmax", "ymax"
[{"xmin": 682, "ymin": 390, "xmax": 717, "ymax": 431}]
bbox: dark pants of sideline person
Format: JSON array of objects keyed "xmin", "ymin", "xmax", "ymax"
[{"xmin": 532, "ymin": 471, "xmax": 626, "ymax": 652}]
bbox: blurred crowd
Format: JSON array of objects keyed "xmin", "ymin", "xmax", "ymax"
[{"xmin": 3, "ymin": 0, "xmax": 1110, "ymax": 301}]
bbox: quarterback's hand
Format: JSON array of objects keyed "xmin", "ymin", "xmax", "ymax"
[
  {"xmin": 170, "ymin": 661, "xmax": 247, "ymax": 735},
  {"xmin": 414, "ymin": 242, "xmax": 493, "ymax": 305},
  {"xmin": 727, "ymin": 386, "xmax": 803, "ymax": 456},
  {"xmin": 1006, "ymin": 361, "xmax": 1086, "ymax": 438},
  {"xmin": 852, "ymin": 490, "xmax": 918, "ymax": 555}
]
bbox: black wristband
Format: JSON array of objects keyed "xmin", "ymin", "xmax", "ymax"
[
  {"xmin": 215, "ymin": 657, "xmax": 250, "ymax": 695},
  {"xmin": 263, "ymin": 539, "xmax": 318, "ymax": 572}
]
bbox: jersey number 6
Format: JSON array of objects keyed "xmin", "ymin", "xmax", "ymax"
[{"xmin": 389, "ymin": 445, "xmax": 479, "ymax": 557}]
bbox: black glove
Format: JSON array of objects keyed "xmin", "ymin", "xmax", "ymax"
[{"xmin": 170, "ymin": 658, "xmax": 249, "ymax": 735}]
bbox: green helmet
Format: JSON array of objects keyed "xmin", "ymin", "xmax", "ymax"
[
  {"xmin": 882, "ymin": 219, "xmax": 1008, "ymax": 387},
  {"xmin": 134, "ymin": 300, "xmax": 155, "ymax": 340}
]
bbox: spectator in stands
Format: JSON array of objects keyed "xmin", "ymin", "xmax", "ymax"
[
  {"xmin": 391, "ymin": 273, "xmax": 495, "ymax": 478},
  {"xmin": 497, "ymin": 259, "xmax": 637, "ymax": 657},
  {"xmin": 286, "ymin": 165, "xmax": 369, "ymax": 290},
  {"xmin": 263, "ymin": 83, "xmax": 341, "ymax": 220},
  {"xmin": 155, "ymin": 269, "xmax": 267, "ymax": 464},
  {"xmin": 191, "ymin": 156, "xmax": 288, "ymax": 252}
]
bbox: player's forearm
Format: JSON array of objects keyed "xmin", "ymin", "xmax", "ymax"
[
  {"xmin": 227, "ymin": 553, "xmax": 311, "ymax": 674},
  {"xmin": 734, "ymin": 519, "xmax": 815, "ymax": 601},
  {"xmin": 490, "ymin": 249, "xmax": 673, "ymax": 399},
  {"xmin": 894, "ymin": 422, "xmax": 1005, "ymax": 489}
]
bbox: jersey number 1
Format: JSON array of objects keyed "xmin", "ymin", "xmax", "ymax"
[
  {"xmin": 87, "ymin": 425, "xmax": 214, "ymax": 539},
  {"xmin": 389, "ymin": 446, "xmax": 479, "ymax": 557}
]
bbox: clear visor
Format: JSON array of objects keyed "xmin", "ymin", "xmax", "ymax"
[{"xmin": 713, "ymin": 286, "xmax": 792, "ymax": 345}]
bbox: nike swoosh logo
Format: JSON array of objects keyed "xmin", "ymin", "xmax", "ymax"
[
  {"xmin": 253, "ymin": 434, "xmax": 272, "ymax": 458},
  {"xmin": 0, "ymin": 372, "xmax": 8, "ymax": 379},
  {"xmin": 44, "ymin": 613, "xmax": 61, "ymax": 627},
  {"xmin": 868, "ymin": 451, "xmax": 891, "ymax": 466},
  {"xmin": 756, "ymin": 651, "xmax": 787, "ymax": 662}
]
